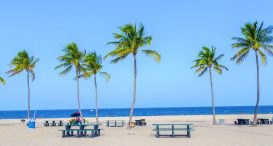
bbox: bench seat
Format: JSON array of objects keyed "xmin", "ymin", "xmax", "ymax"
[{"xmin": 153, "ymin": 128, "xmax": 194, "ymax": 131}]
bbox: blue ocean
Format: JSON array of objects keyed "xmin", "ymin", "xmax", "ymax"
[{"xmin": 0, "ymin": 106, "xmax": 273, "ymax": 119}]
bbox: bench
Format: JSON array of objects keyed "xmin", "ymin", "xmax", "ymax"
[
  {"xmin": 234, "ymin": 119, "xmax": 252, "ymax": 125},
  {"xmin": 60, "ymin": 128, "xmax": 103, "ymax": 138},
  {"xmin": 135, "ymin": 119, "xmax": 146, "ymax": 126},
  {"xmin": 152, "ymin": 124, "xmax": 193, "ymax": 138},
  {"xmin": 106, "ymin": 120, "xmax": 124, "ymax": 127},
  {"xmin": 257, "ymin": 118, "xmax": 271, "ymax": 125},
  {"xmin": 44, "ymin": 120, "xmax": 63, "ymax": 126}
]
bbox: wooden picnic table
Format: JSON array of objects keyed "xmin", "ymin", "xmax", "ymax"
[
  {"xmin": 106, "ymin": 120, "xmax": 124, "ymax": 127},
  {"xmin": 152, "ymin": 124, "xmax": 193, "ymax": 138}
]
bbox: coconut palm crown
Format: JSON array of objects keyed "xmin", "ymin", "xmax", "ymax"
[
  {"xmin": 105, "ymin": 23, "xmax": 161, "ymax": 128},
  {"xmin": 231, "ymin": 21, "xmax": 273, "ymax": 126},
  {"xmin": 192, "ymin": 46, "xmax": 228, "ymax": 125},
  {"xmin": 55, "ymin": 42, "xmax": 86, "ymax": 121},
  {"xmin": 6, "ymin": 50, "xmax": 39, "ymax": 119},
  {"xmin": 81, "ymin": 51, "xmax": 110, "ymax": 124}
]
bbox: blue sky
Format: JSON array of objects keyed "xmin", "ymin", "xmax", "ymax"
[{"xmin": 0, "ymin": 0, "xmax": 273, "ymax": 110}]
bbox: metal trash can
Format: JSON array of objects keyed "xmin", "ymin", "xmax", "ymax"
[{"xmin": 28, "ymin": 119, "xmax": 36, "ymax": 128}]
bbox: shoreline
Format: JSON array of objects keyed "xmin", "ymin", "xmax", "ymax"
[{"xmin": 1, "ymin": 114, "xmax": 272, "ymax": 121}]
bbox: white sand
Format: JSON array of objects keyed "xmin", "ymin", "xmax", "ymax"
[{"xmin": 0, "ymin": 114, "xmax": 273, "ymax": 146}]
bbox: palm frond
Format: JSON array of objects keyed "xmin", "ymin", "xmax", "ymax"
[
  {"xmin": 258, "ymin": 50, "xmax": 267, "ymax": 65},
  {"xmin": 110, "ymin": 54, "xmax": 129, "ymax": 64},
  {"xmin": 100, "ymin": 72, "xmax": 111, "ymax": 82},
  {"xmin": 231, "ymin": 48, "xmax": 250, "ymax": 64},
  {"xmin": 218, "ymin": 64, "xmax": 229, "ymax": 71},
  {"xmin": 214, "ymin": 65, "xmax": 223, "ymax": 74},
  {"xmin": 198, "ymin": 67, "xmax": 208, "ymax": 77},
  {"xmin": 58, "ymin": 65, "xmax": 72, "ymax": 75},
  {"xmin": 6, "ymin": 70, "xmax": 23, "ymax": 77},
  {"xmin": 142, "ymin": 49, "xmax": 161, "ymax": 63},
  {"xmin": 0, "ymin": 77, "xmax": 5, "ymax": 85},
  {"xmin": 29, "ymin": 70, "xmax": 36, "ymax": 81}
]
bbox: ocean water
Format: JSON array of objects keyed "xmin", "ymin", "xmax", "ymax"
[{"xmin": 0, "ymin": 106, "xmax": 272, "ymax": 119}]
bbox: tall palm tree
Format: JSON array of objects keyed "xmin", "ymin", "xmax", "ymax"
[
  {"xmin": 81, "ymin": 51, "xmax": 110, "ymax": 124},
  {"xmin": 192, "ymin": 46, "xmax": 228, "ymax": 125},
  {"xmin": 0, "ymin": 77, "xmax": 5, "ymax": 85},
  {"xmin": 55, "ymin": 42, "xmax": 86, "ymax": 121},
  {"xmin": 6, "ymin": 50, "xmax": 39, "ymax": 119},
  {"xmin": 105, "ymin": 23, "xmax": 161, "ymax": 128},
  {"xmin": 231, "ymin": 21, "xmax": 273, "ymax": 126}
]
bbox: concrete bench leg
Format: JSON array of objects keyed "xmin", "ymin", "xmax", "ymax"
[
  {"xmin": 62, "ymin": 131, "xmax": 65, "ymax": 138},
  {"xmin": 96, "ymin": 130, "xmax": 101, "ymax": 136},
  {"xmin": 172, "ymin": 125, "xmax": 174, "ymax": 137},
  {"xmin": 91, "ymin": 131, "xmax": 95, "ymax": 138},
  {"xmin": 187, "ymin": 125, "xmax": 191, "ymax": 138}
]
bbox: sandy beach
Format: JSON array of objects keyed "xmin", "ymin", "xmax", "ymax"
[{"xmin": 0, "ymin": 114, "xmax": 273, "ymax": 146}]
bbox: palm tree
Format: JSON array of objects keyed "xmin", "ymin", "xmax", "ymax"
[
  {"xmin": 6, "ymin": 50, "xmax": 39, "ymax": 119},
  {"xmin": 105, "ymin": 23, "xmax": 161, "ymax": 128},
  {"xmin": 0, "ymin": 77, "xmax": 5, "ymax": 85},
  {"xmin": 81, "ymin": 51, "xmax": 110, "ymax": 124},
  {"xmin": 231, "ymin": 21, "xmax": 273, "ymax": 126},
  {"xmin": 55, "ymin": 42, "xmax": 86, "ymax": 121},
  {"xmin": 192, "ymin": 46, "xmax": 228, "ymax": 125}
]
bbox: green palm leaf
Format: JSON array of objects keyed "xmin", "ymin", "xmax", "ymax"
[
  {"xmin": 0, "ymin": 77, "xmax": 5, "ymax": 85},
  {"xmin": 142, "ymin": 49, "xmax": 161, "ymax": 63}
]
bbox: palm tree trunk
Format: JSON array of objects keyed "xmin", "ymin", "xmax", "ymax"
[
  {"xmin": 209, "ymin": 68, "xmax": 217, "ymax": 125},
  {"xmin": 94, "ymin": 74, "xmax": 99, "ymax": 124},
  {"xmin": 253, "ymin": 51, "xmax": 260, "ymax": 126},
  {"xmin": 27, "ymin": 71, "xmax": 30, "ymax": 119},
  {"xmin": 128, "ymin": 54, "xmax": 137, "ymax": 129},
  {"xmin": 76, "ymin": 68, "xmax": 83, "ymax": 122}
]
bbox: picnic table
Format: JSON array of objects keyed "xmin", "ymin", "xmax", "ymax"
[
  {"xmin": 257, "ymin": 118, "xmax": 271, "ymax": 125},
  {"xmin": 235, "ymin": 119, "xmax": 251, "ymax": 125},
  {"xmin": 61, "ymin": 123, "xmax": 102, "ymax": 138},
  {"xmin": 106, "ymin": 120, "xmax": 124, "ymax": 127},
  {"xmin": 152, "ymin": 124, "xmax": 193, "ymax": 138}
]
